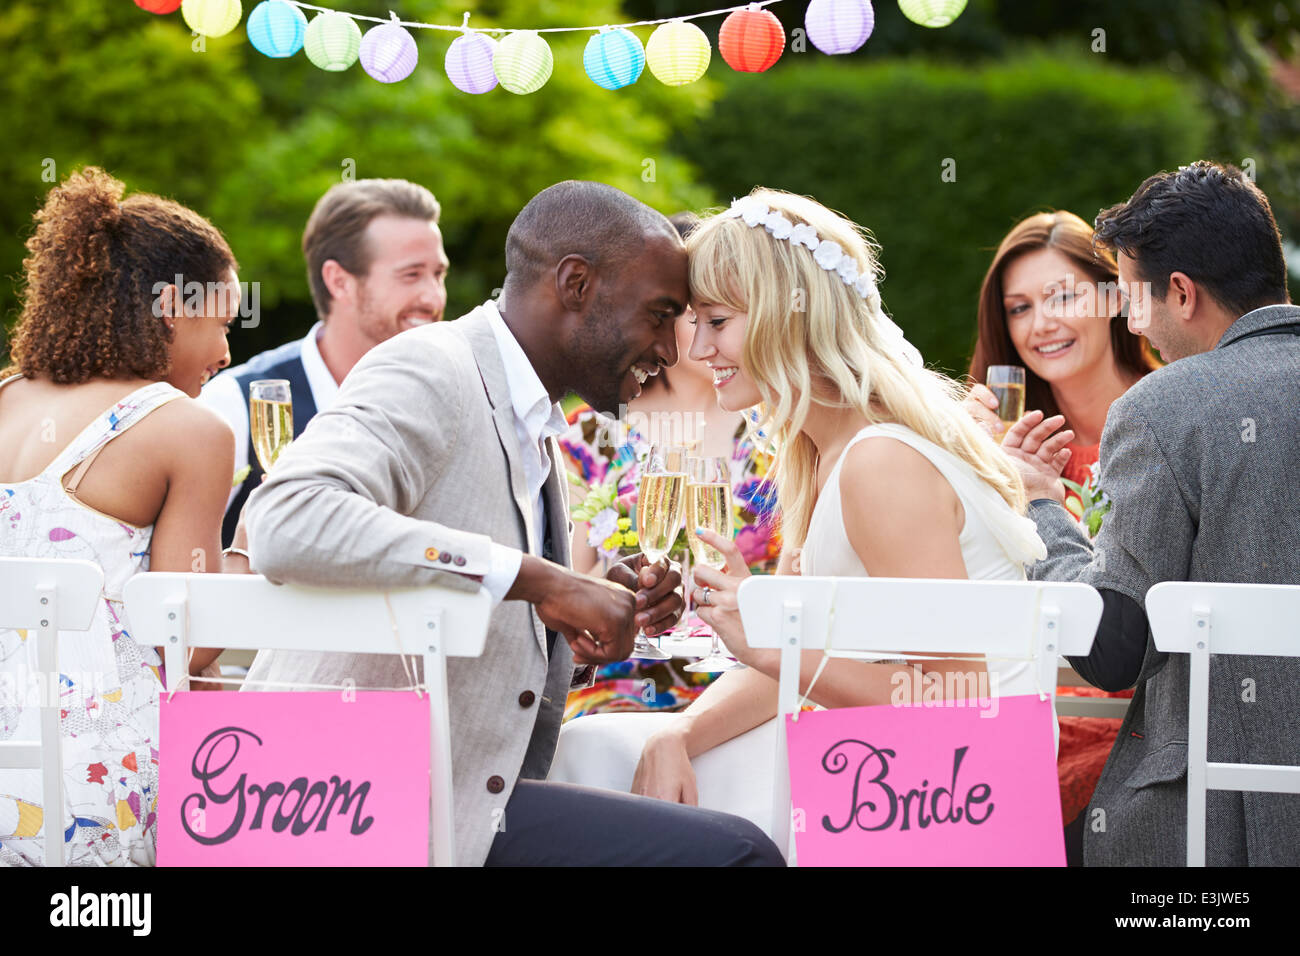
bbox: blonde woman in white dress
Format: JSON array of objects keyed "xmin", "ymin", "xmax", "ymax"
[{"xmin": 548, "ymin": 189, "xmax": 1074, "ymax": 833}]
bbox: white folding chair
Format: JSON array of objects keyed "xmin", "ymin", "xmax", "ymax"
[
  {"xmin": 1145, "ymin": 581, "xmax": 1300, "ymax": 867},
  {"xmin": 0, "ymin": 557, "xmax": 105, "ymax": 866},
  {"xmin": 738, "ymin": 576, "xmax": 1102, "ymax": 862},
  {"xmin": 123, "ymin": 572, "xmax": 491, "ymax": 867}
]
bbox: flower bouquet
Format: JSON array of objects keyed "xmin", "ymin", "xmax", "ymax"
[{"xmin": 1061, "ymin": 459, "xmax": 1110, "ymax": 538}]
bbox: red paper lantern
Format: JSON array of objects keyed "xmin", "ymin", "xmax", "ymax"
[
  {"xmin": 718, "ymin": 3, "xmax": 785, "ymax": 73},
  {"xmin": 134, "ymin": 0, "xmax": 184, "ymax": 12}
]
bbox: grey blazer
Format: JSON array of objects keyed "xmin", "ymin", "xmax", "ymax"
[
  {"xmin": 1029, "ymin": 303, "xmax": 1300, "ymax": 866},
  {"xmin": 243, "ymin": 304, "xmax": 580, "ymax": 867}
]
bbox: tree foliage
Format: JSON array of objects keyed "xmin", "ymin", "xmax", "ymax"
[
  {"xmin": 0, "ymin": 0, "xmax": 716, "ymax": 363},
  {"xmin": 675, "ymin": 52, "xmax": 1213, "ymax": 374}
]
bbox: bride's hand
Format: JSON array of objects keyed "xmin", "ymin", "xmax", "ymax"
[
  {"xmin": 632, "ymin": 726, "xmax": 698, "ymax": 805},
  {"xmin": 691, "ymin": 528, "xmax": 753, "ymax": 664}
]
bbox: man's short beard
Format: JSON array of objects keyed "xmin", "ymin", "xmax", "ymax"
[{"xmin": 569, "ymin": 295, "xmax": 630, "ymax": 414}]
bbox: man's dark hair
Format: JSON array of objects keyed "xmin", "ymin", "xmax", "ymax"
[
  {"xmin": 503, "ymin": 181, "xmax": 677, "ymax": 299},
  {"xmin": 1094, "ymin": 161, "xmax": 1290, "ymax": 319}
]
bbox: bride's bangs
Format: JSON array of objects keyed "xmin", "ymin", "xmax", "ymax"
[{"xmin": 686, "ymin": 220, "xmax": 753, "ymax": 314}]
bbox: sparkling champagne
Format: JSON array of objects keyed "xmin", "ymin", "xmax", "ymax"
[
  {"xmin": 989, "ymin": 381, "xmax": 1026, "ymax": 431},
  {"xmin": 250, "ymin": 397, "xmax": 293, "ymax": 472},
  {"xmin": 637, "ymin": 472, "xmax": 686, "ymax": 564},
  {"xmin": 687, "ymin": 482, "xmax": 732, "ymax": 569}
]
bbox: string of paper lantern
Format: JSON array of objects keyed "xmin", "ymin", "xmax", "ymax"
[{"xmin": 137, "ymin": 0, "xmax": 964, "ymax": 92}]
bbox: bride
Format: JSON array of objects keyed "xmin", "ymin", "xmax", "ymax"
[{"xmin": 548, "ymin": 188, "xmax": 1073, "ymax": 833}]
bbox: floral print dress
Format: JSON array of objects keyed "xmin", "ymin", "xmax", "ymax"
[
  {"xmin": 0, "ymin": 378, "xmax": 185, "ymax": 866},
  {"xmin": 559, "ymin": 404, "xmax": 781, "ymax": 719}
]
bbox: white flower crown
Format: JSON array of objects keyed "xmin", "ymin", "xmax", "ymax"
[{"xmin": 717, "ymin": 195, "xmax": 924, "ymax": 368}]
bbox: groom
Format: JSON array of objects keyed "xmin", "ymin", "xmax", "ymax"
[{"xmin": 243, "ymin": 181, "xmax": 784, "ymax": 866}]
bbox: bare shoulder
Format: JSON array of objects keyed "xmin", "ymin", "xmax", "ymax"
[
  {"xmin": 838, "ymin": 434, "xmax": 954, "ymax": 506},
  {"xmin": 838, "ymin": 433, "xmax": 965, "ymax": 576},
  {"xmin": 134, "ymin": 395, "xmax": 236, "ymax": 463}
]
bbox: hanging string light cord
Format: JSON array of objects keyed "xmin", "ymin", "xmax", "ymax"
[{"xmin": 283, "ymin": 0, "xmax": 785, "ymax": 34}]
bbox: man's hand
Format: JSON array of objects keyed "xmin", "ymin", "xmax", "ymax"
[
  {"xmin": 511, "ymin": 555, "xmax": 638, "ymax": 664},
  {"xmin": 605, "ymin": 554, "xmax": 685, "ymax": 636},
  {"xmin": 1000, "ymin": 409, "xmax": 1075, "ymax": 504}
]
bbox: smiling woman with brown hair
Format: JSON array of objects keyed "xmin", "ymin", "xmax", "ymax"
[
  {"xmin": 964, "ymin": 209, "xmax": 1160, "ymax": 863},
  {"xmin": 0, "ymin": 166, "xmax": 243, "ymax": 865},
  {"xmin": 967, "ymin": 211, "xmax": 1161, "ymax": 501}
]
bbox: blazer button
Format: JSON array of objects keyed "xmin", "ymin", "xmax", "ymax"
[
  {"xmin": 424, "ymin": 547, "xmax": 439, "ymax": 561},
  {"xmin": 454, "ymin": 555, "xmax": 467, "ymax": 567},
  {"xmin": 486, "ymin": 775, "xmax": 505, "ymax": 794},
  {"xmin": 518, "ymin": 690, "xmax": 536, "ymax": 708},
  {"xmin": 439, "ymin": 553, "xmax": 452, "ymax": 564}
]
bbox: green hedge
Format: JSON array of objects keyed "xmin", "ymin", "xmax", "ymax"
[{"xmin": 675, "ymin": 49, "xmax": 1213, "ymax": 376}]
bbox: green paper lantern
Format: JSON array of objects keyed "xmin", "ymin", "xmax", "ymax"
[
  {"xmin": 494, "ymin": 31, "xmax": 553, "ymax": 95},
  {"xmin": 898, "ymin": 0, "xmax": 967, "ymax": 28},
  {"xmin": 181, "ymin": 0, "xmax": 242, "ymax": 37},
  {"xmin": 304, "ymin": 11, "xmax": 362, "ymax": 71}
]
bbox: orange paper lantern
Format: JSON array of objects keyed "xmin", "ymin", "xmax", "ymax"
[{"xmin": 718, "ymin": 3, "xmax": 785, "ymax": 73}]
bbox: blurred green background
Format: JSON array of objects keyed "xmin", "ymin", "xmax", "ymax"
[{"xmin": 2, "ymin": 0, "xmax": 1297, "ymax": 377}]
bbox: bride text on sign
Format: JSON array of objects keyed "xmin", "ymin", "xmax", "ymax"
[
  {"xmin": 821, "ymin": 740, "xmax": 993, "ymax": 834},
  {"xmin": 181, "ymin": 726, "xmax": 375, "ymax": 844}
]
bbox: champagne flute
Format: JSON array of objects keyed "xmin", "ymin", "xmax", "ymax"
[
  {"xmin": 684, "ymin": 457, "xmax": 743, "ymax": 673},
  {"xmin": 986, "ymin": 365, "xmax": 1026, "ymax": 438},
  {"xmin": 632, "ymin": 445, "xmax": 687, "ymax": 660},
  {"xmin": 249, "ymin": 379, "xmax": 294, "ymax": 472}
]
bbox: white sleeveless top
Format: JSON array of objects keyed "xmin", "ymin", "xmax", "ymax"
[
  {"xmin": 0, "ymin": 375, "xmax": 186, "ymax": 866},
  {"xmin": 801, "ymin": 423, "xmax": 1048, "ymax": 700}
]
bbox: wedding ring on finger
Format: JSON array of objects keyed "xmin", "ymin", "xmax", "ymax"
[{"xmin": 700, "ymin": 586, "xmax": 712, "ymax": 607}]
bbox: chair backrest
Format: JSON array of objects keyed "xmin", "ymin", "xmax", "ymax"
[
  {"xmin": 123, "ymin": 572, "xmax": 491, "ymax": 867},
  {"xmin": 0, "ymin": 557, "xmax": 104, "ymax": 867},
  {"xmin": 1146, "ymin": 581, "xmax": 1300, "ymax": 867},
  {"xmin": 737, "ymin": 575, "xmax": 1101, "ymax": 860}
]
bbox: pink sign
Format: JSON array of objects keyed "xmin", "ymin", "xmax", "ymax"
[
  {"xmin": 158, "ymin": 692, "xmax": 430, "ymax": 866},
  {"xmin": 786, "ymin": 694, "xmax": 1063, "ymax": 866}
]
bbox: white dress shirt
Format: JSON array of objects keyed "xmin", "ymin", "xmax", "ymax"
[
  {"xmin": 200, "ymin": 322, "xmax": 339, "ymax": 514},
  {"xmin": 479, "ymin": 300, "xmax": 570, "ymax": 602}
]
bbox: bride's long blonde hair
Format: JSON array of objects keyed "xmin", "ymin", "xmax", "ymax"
[{"xmin": 687, "ymin": 187, "xmax": 1028, "ymax": 547}]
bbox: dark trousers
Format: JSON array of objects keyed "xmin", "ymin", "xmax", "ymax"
[{"xmin": 484, "ymin": 780, "xmax": 786, "ymax": 866}]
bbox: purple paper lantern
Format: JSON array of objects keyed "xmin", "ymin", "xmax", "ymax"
[
  {"xmin": 359, "ymin": 14, "xmax": 418, "ymax": 83},
  {"xmin": 805, "ymin": 0, "xmax": 875, "ymax": 55},
  {"xmin": 446, "ymin": 30, "xmax": 498, "ymax": 94}
]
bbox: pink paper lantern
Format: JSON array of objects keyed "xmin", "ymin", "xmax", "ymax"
[
  {"xmin": 135, "ymin": 0, "xmax": 183, "ymax": 12},
  {"xmin": 359, "ymin": 15, "xmax": 418, "ymax": 83},
  {"xmin": 805, "ymin": 0, "xmax": 875, "ymax": 55},
  {"xmin": 445, "ymin": 30, "xmax": 498, "ymax": 94}
]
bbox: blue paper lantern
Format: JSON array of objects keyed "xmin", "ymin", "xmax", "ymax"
[
  {"xmin": 805, "ymin": 0, "xmax": 874, "ymax": 55},
  {"xmin": 583, "ymin": 27, "xmax": 645, "ymax": 91},
  {"xmin": 247, "ymin": 0, "xmax": 307, "ymax": 58}
]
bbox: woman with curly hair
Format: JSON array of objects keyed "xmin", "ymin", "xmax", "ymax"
[{"xmin": 0, "ymin": 167, "xmax": 241, "ymax": 865}]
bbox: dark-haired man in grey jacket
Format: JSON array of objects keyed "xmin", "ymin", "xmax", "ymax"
[{"xmin": 1001, "ymin": 161, "xmax": 1300, "ymax": 866}]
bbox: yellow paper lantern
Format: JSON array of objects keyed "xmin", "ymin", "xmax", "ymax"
[
  {"xmin": 181, "ymin": 0, "xmax": 242, "ymax": 38},
  {"xmin": 646, "ymin": 21, "xmax": 711, "ymax": 87},
  {"xmin": 494, "ymin": 31, "xmax": 553, "ymax": 95}
]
